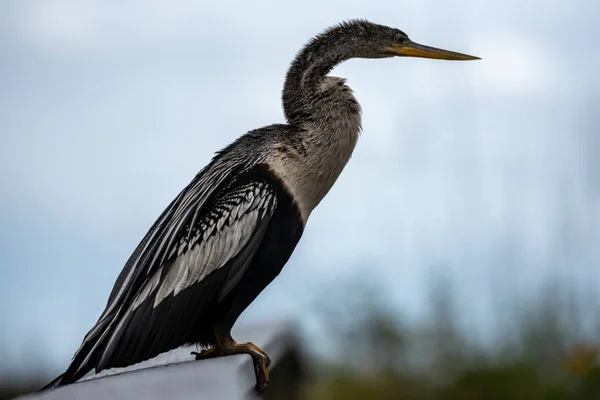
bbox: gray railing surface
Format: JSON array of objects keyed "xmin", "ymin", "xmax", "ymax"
[{"xmin": 16, "ymin": 321, "xmax": 306, "ymax": 400}]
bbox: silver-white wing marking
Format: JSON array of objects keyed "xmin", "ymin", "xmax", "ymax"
[
  {"xmin": 98, "ymin": 160, "xmax": 242, "ymax": 322},
  {"xmin": 70, "ymin": 147, "xmax": 258, "ymax": 357},
  {"xmin": 70, "ymin": 161, "xmax": 274, "ymax": 377},
  {"xmin": 93, "ymin": 180, "xmax": 277, "ymax": 368},
  {"xmin": 135, "ymin": 181, "xmax": 276, "ymax": 309}
]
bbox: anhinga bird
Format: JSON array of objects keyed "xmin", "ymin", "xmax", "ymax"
[{"xmin": 43, "ymin": 19, "xmax": 478, "ymax": 392}]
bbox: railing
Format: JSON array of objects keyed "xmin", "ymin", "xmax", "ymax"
[{"xmin": 16, "ymin": 321, "xmax": 306, "ymax": 400}]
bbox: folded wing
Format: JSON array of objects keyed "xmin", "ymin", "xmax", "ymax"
[{"xmin": 62, "ymin": 169, "xmax": 277, "ymax": 383}]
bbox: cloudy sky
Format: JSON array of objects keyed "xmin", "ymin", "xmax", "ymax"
[{"xmin": 1, "ymin": 0, "xmax": 598, "ymax": 377}]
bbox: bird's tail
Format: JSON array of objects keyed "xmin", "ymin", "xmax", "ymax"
[
  {"xmin": 39, "ymin": 373, "xmax": 66, "ymax": 391},
  {"xmin": 39, "ymin": 334, "xmax": 102, "ymax": 392}
]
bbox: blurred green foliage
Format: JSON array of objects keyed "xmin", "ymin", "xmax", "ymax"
[
  {"xmin": 2, "ymin": 273, "xmax": 599, "ymax": 400},
  {"xmin": 300, "ymin": 274, "xmax": 600, "ymax": 400}
]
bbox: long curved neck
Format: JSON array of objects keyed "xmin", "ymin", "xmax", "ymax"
[
  {"xmin": 275, "ymin": 25, "xmax": 368, "ymax": 218},
  {"xmin": 282, "ymin": 28, "xmax": 358, "ymax": 124}
]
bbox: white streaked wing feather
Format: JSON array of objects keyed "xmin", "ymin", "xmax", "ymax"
[
  {"xmin": 131, "ymin": 267, "xmax": 163, "ymax": 310},
  {"xmin": 95, "ymin": 181, "xmax": 276, "ymax": 369},
  {"xmin": 143, "ymin": 182, "xmax": 276, "ymax": 308},
  {"xmin": 65, "ymin": 131, "xmax": 279, "ymax": 378}
]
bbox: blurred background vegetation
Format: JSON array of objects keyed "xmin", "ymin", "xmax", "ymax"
[
  {"xmin": 2, "ymin": 273, "xmax": 599, "ymax": 399},
  {"xmin": 297, "ymin": 273, "xmax": 600, "ymax": 399},
  {"xmin": 9, "ymin": 274, "xmax": 597, "ymax": 400}
]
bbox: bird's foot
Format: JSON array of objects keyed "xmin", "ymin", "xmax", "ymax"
[{"xmin": 191, "ymin": 341, "xmax": 271, "ymax": 392}]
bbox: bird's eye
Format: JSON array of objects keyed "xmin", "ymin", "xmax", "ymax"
[{"xmin": 394, "ymin": 33, "xmax": 407, "ymax": 44}]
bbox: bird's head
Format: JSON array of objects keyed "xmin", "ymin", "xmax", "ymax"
[{"xmin": 325, "ymin": 19, "xmax": 480, "ymax": 61}]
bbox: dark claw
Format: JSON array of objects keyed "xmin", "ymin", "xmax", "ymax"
[
  {"xmin": 191, "ymin": 348, "xmax": 213, "ymax": 360},
  {"xmin": 252, "ymin": 362, "xmax": 260, "ymax": 383},
  {"xmin": 253, "ymin": 354, "xmax": 270, "ymax": 392}
]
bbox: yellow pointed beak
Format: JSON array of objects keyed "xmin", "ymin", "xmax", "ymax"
[{"xmin": 388, "ymin": 40, "xmax": 480, "ymax": 61}]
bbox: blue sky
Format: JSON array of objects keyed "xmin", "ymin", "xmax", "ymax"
[{"xmin": 1, "ymin": 0, "xmax": 599, "ymax": 376}]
